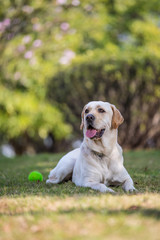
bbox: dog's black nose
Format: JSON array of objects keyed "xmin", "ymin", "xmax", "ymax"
[{"xmin": 86, "ymin": 114, "xmax": 95, "ymax": 122}]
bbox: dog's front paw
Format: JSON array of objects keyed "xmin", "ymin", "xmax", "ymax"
[
  {"xmin": 99, "ymin": 185, "xmax": 116, "ymax": 194},
  {"xmin": 128, "ymin": 187, "xmax": 138, "ymax": 193},
  {"xmin": 106, "ymin": 187, "xmax": 116, "ymax": 194},
  {"xmin": 46, "ymin": 179, "xmax": 51, "ymax": 184},
  {"xmin": 122, "ymin": 178, "xmax": 138, "ymax": 194},
  {"xmin": 86, "ymin": 183, "xmax": 116, "ymax": 194},
  {"xmin": 123, "ymin": 185, "xmax": 138, "ymax": 193},
  {"xmin": 46, "ymin": 178, "xmax": 59, "ymax": 184}
]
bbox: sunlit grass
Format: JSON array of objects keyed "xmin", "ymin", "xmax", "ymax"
[{"xmin": 0, "ymin": 150, "xmax": 160, "ymax": 239}]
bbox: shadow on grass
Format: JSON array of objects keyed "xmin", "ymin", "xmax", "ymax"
[
  {"xmin": 1, "ymin": 207, "xmax": 160, "ymax": 220},
  {"xmin": 59, "ymin": 207, "xmax": 160, "ymax": 220}
]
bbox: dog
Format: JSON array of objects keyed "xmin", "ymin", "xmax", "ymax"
[{"xmin": 46, "ymin": 101, "xmax": 136, "ymax": 193}]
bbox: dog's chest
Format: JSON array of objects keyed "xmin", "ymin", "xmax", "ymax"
[
  {"xmin": 95, "ymin": 155, "xmax": 121, "ymax": 185},
  {"xmin": 94, "ymin": 154, "xmax": 111, "ymax": 181},
  {"xmin": 90, "ymin": 149, "xmax": 122, "ymax": 185}
]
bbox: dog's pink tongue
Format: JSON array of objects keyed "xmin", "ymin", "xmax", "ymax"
[{"xmin": 86, "ymin": 129, "xmax": 97, "ymax": 138}]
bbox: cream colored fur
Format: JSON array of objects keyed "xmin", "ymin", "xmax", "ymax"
[{"xmin": 46, "ymin": 101, "xmax": 136, "ymax": 193}]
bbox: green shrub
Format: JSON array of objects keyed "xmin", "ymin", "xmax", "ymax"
[{"xmin": 48, "ymin": 49, "xmax": 160, "ymax": 148}]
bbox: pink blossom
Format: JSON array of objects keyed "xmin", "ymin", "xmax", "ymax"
[
  {"xmin": 24, "ymin": 51, "xmax": 33, "ymax": 59},
  {"xmin": 17, "ymin": 45, "xmax": 26, "ymax": 53},
  {"xmin": 59, "ymin": 50, "xmax": 75, "ymax": 65},
  {"xmin": 33, "ymin": 39, "xmax": 42, "ymax": 48},
  {"xmin": 22, "ymin": 5, "xmax": 33, "ymax": 14},
  {"xmin": 3, "ymin": 18, "xmax": 11, "ymax": 27},
  {"xmin": 0, "ymin": 18, "xmax": 11, "ymax": 32},
  {"xmin": 33, "ymin": 23, "xmax": 41, "ymax": 31},
  {"xmin": 60, "ymin": 22, "xmax": 70, "ymax": 31},
  {"xmin": 56, "ymin": 0, "xmax": 67, "ymax": 5},
  {"xmin": 0, "ymin": 22, "xmax": 4, "ymax": 32},
  {"xmin": 72, "ymin": 0, "xmax": 80, "ymax": 6},
  {"xmin": 23, "ymin": 35, "xmax": 32, "ymax": 44}
]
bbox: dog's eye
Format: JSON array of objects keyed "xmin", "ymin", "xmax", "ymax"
[
  {"xmin": 85, "ymin": 109, "xmax": 89, "ymax": 114},
  {"xmin": 98, "ymin": 108, "xmax": 105, "ymax": 113}
]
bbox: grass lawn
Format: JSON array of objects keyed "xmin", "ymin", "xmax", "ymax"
[{"xmin": 0, "ymin": 149, "xmax": 160, "ymax": 240}]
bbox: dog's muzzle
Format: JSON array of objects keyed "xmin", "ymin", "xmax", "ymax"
[
  {"xmin": 86, "ymin": 114, "xmax": 95, "ymax": 124},
  {"xmin": 86, "ymin": 114, "xmax": 105, "ymax": 139}
]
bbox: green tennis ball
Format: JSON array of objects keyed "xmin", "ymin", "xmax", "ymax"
[{"xmin": 28, "ymin": 171, "xmax": 43, "ymax": 182}]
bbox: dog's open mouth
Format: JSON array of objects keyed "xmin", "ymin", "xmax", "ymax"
[{"xmin": 86, "ymin": 125, "xmax": 105, "ymax": 139}]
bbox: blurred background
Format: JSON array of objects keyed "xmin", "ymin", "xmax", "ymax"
[{"xmin": 0, "ymin": 0, "xmax": 160, "ymax": 157}]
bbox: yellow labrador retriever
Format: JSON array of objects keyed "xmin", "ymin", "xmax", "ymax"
[{"xmin": 46, "ymin": 101, "xmax": 136, "ymax": 193}]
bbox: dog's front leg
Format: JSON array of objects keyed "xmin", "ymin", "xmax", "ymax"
[
  {"xmin": 122, "ymin": 177, "xmax": 137, "ymax": 193},
  {"xmin": 84, "ymin": 182, "xmax": 115, "ymax": 193},
  {"xmin": 120, "ymin": 167, "xmax": 137, "ymax": 193}
]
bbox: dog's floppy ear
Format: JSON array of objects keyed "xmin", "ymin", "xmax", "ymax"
[
  {"xmin": 80, "ymin": 106, "xmax": 85, "ymax": 130},
  {"xmin": 111, "ymin": 105, "xmax": 124, "ymax": 129}
]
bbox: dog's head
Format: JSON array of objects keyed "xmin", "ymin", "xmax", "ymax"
[{"xmin": 80, "ymin": 101, "xmax": 124, "ymax": 140}]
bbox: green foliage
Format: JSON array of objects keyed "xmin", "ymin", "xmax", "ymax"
[
  {"xmin": 0, "ymin": 86, "xmax": 71, "ymax": 141},
  {"xmin": 0, "ymin": 0, "xmax": 74, "ymax": 148},
  {"xmin": 48, "ymin": 50, "xmax": 160, "ymax": 147},
  {"xmin": 0, "ymin": 0, "xmax": 160, "ymax": 151}
]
